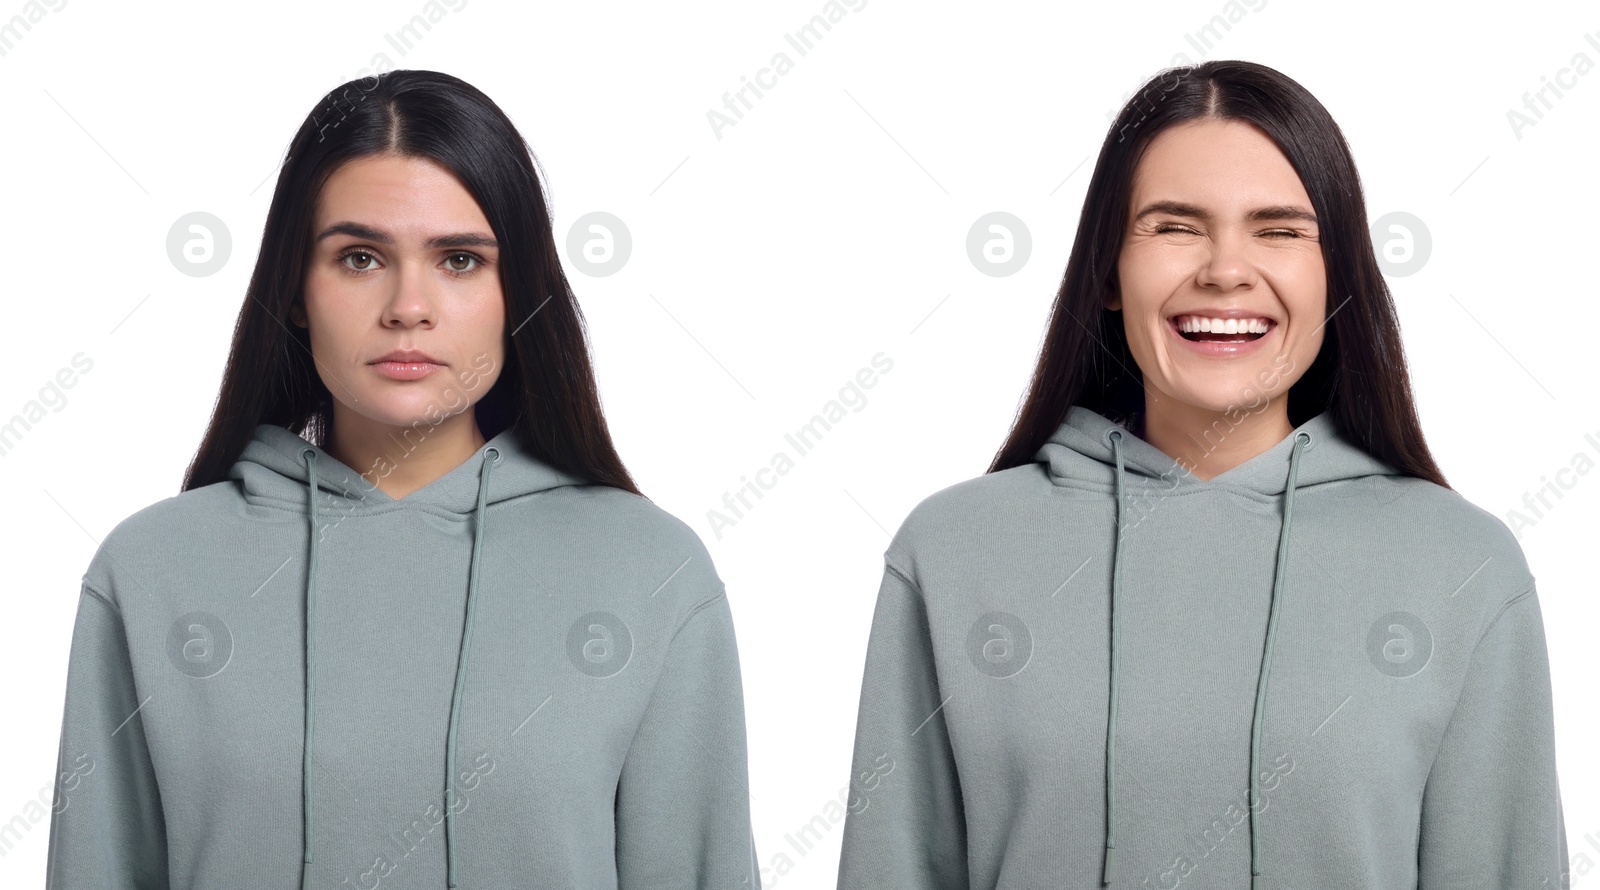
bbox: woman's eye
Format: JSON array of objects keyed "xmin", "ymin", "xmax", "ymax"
[
  {"xmin": 1261, "ymin": 229, "xmax": 1301, "ymax": 239},
  {"xmin": 338, "ymin": 250, "xmax": 378, "ymax": 272},
  {"xmin": 1153, "ymin": 224, "xmax": 1198, "ymax": 235},
  {"xmin": 332, "ymin": 250, "xmax": 486, "ymax": 275}
]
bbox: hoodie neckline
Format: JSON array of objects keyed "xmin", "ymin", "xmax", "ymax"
[
  {"xmin": 1036, "ymin": 406, "xmax": 1401, "ymax": 497},
  {"xmin": 232, "ymin": 423, "xmax": 591, "ymax": 519}
]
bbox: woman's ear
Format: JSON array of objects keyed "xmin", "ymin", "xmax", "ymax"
[
  {"xmin": 290, "ymin": 301, "xmax": 308, "ymax": 328},
  {"xmin": 1103, "ymin": 280, "xmax": 1122, "ymax": 312}
]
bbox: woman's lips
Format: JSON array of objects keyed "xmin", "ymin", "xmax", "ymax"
[{"xmin": 371, "ymin": 361, "xmax": 442, "ymax": 381}]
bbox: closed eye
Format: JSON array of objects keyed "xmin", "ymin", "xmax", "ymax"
[{"xmin": 1149, "ymin": 225, "xmax": 1308, "ymax": 239}]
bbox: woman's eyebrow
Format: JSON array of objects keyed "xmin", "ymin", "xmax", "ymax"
[
  {"xmin": 1130, "ymin": 201, "xmax": 1317, "ymax": 224},
  {"xmin": 1247, "ymin": 205, "xmax": 1318, "ymax": 224},
  {"xmin": 313, "ymin": 220, "xmax": 499, "ymax": 249},
  {"xmin": 1132, "ymin": 200, "xmax": 1207, "ymax": 221}
]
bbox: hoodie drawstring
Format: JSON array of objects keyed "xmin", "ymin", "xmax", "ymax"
[
  {"xmin": 1101, "ymin": 429, "xmax": 1127, "ymax": 885},
  {"xmin": 300, "ymin": 447, "xmax": 321, "ymax": 890},
  {"xmin": 1247, "ymin": 430, "xmax": 1307, "ymax": 890},
  {"xmin": 445, "ymin": 445, "xmax": 498, "ymax": 888},
  {"xmin": 1101, "ymin": 429, "xmax": 1310, "ymax": 888},
  {"xmin": 298, "ymin": 444, "xmax": 500, "ymax": 890}
]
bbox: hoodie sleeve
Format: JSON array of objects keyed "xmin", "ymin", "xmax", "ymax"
[
  {"xmin": 45, "ymin": 584, "xmax": 169, "ymax": 889},
  {"xmin": 614, "ymin": 591, "xmax": 761, "ymax": 889},
  {"xmin": 1416, "ymin": 584, "xmax": 1569, "ymax": 889},
  {"xmin": 836, "ymin": 562, "xmax": 968, "ymax": 890}
]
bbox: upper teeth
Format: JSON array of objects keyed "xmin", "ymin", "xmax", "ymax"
[{"xmin": 1176, "ymin": 316, "xmax": 1271, "ymax": 334}]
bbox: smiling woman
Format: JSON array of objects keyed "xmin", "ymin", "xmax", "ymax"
[
  {"xmin": 836, "ymin": 59, "xmax": 1568, "ymax": 890},
  {"xmin": 1108, "ymin": 117, "xmax": 1329, "ymax": 478},
  {"xmin": 44, "ymin": 69, "xmax": 760, "ymax": 890}
]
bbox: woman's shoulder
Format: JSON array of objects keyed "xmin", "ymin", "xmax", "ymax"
[
  {"xmin": 1366, "ymin": 475, "xmax": 1537, "ymax": 606},
  {"xmin": 1379, "ymin": 473, "xmax": 1518, "ymax": 535},
  {"xmin": 80, "ymin": 481, "xmax": 245, "ymax": 604},
  {"xmin": 516, "ymin": 484, "xmax": 730, "ymax": 609},
  {"xmin": 537, "ymin": 484, "xmax": 715, "ymax": 556},
  {"xmin": 882, "ymin": 464, "xmax": 1048, "ymax": 569}
]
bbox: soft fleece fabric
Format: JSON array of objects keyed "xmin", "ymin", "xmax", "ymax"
[
  {"xmin": 836, "ymin": 406, "xmax": 1567, "ymax": 889},
  {"xmin": 46, "ymin": 423, "xmax": 760, "ymax": 889}
]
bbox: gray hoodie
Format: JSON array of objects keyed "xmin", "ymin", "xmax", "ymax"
[
  {"xmin": 45, "ymin": 422, "xmax": 760, "ymax": 889},
  {"xmin": 836, "ymin": 406, "xmax": 1567, "ymax": 889}
]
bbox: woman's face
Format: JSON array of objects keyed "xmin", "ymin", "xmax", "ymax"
[
  {"xmin": 1108, "ymin": 118, "xmax": 1326, "ymax": 419},
  {"xmin": 292, "ymin": 153, "xmax": 505, "ymax": 435}
]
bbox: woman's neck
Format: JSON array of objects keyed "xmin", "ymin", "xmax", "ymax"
[
  {"xmin": 324, "ymin": 409, "xmax": 488, "ymax": 500},
  {"xmin": 1137, "ymin": 397, "xmax": 1294, "ymax": 482}
]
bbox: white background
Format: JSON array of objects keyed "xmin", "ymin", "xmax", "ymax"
[{"xmin": 2, "ymin": 1, "xmax": 1596, "ymax": 886}]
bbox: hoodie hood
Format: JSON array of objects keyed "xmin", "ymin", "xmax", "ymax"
[
  {"xmin": 1036, "ymin": 407, "xmax": 1402, "ymax": 889},
  {"xmin": 230, "ymin": 422, "xmax": 590, "ymax": 890}
]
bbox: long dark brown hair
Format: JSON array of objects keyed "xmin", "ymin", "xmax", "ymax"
[
  {"xmin": 988, "ymin": 59, "xmax": 1448, "ymax": 490},
  {"xmin": 183, "ymin": 69, "xmax": 641, "ymax": 496}
]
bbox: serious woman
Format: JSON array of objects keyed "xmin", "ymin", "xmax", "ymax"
[
  {"xmin": 46, "ymin": 69, "xmax": 760, "ymax": 889},
  {"xmin": 836, "ymin": 60, "xmax": 1566, "ymax": 889}
]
